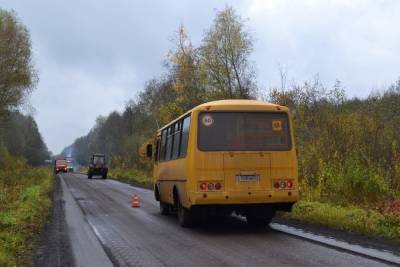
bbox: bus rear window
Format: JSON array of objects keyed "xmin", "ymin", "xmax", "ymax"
[
  {"xmin": 198, "ymin": 112, "xmax": 291, "ymax": 151},
  {"xmin": 93, "ymin": 156, "xmax": 105, "ymax": 164}
]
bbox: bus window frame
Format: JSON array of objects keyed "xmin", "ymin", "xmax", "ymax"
[
  {"xmin": 160, "ymin": 129, "xmax": 167, "ymax": 161},
  {"xmin": 165, "ymin": 126, "xmax": 174, "ymax": 161},
  {"xmin": 171, "ymin": 121, "xmax": 182, "ymax": 160},
  {"xmin": 157, "ymin": 113, "xmax": 191, "ymax": 163},
  {"xmin": 154, "ymin": 138, "xmax": 160, "ymax": 162},
  {"xmin": 179, "ymin": 115, "xmax": 191, "ymax": 158},
  {"xmin": 197, "ymin": 111, "xmax": 293, "ymax": 152}
]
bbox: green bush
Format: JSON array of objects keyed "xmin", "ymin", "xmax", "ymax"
[
  {"xmin": 0, "ymin": 148, "xmax": 53, "ymax": 267},
  {"xmin": 318, "ymin": 158, "xmax": 391, "ymax": 204},
  {"xmin": 271, "ymin": 81, "xmax": 400, "ymax": 206},
  {"xmin": 282, "ymin": 201, "xmax": 400, "ymax": 241},
  {"xmin": 109, "ymin": 167, "xmax": 152, "ymax": 186}
]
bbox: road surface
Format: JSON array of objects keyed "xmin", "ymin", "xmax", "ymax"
[{"xmin": 58, "ymin": 172, "xmax": 393, "ymax": 267}]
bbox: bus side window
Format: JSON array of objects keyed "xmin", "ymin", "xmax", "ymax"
[
  {"xmin": 165, "ymin": 126, "xmax": 173, "ymax": 161},
  {"xmin": 160, "ymin": 129, "xmax": 167, "ymax": 161},
  {"xmin": 169, "ymin": 124, "xmax": 175, "ymax": 160},
  {"xmin": 179, "ymin": 115, "xmax": 191, "ymax": 158},
  {"xmin": 171, "ymin": 121, "xmax": 182, "ymax": 160}
]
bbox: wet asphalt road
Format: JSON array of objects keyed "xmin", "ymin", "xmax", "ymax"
[{"xmin": 60, "ymin": 172, "xmax": 391, "ymax": 267}]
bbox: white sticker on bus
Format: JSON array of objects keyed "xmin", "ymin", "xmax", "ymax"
[{"xmin": 202, "ymin": 115, "xmax": 214, "ymax": 127}]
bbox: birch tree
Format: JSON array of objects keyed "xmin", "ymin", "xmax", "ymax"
[{"xmin": 200, "ymin": 6, "xmax": 256, "ymax": 99}]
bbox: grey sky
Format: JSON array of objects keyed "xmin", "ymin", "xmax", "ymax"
[{"xmin": 1, "ymin": 0, "xmax": 399, "ymax": 154}]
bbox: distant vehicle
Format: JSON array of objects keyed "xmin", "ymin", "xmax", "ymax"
[
  {"xmin": 54, "ymin": 159, "xmax": 68, "ymax": 174},
  {"xmin": 148, "ymin": 100, "xmax": 299, "ymax": 227},
  {"xmin": 67, "ymin": 160, "xmax": 74, "ymax": 172},
  {"xmin": 88, "ymin": 154, "xmax": 108, "ymax": 179}
]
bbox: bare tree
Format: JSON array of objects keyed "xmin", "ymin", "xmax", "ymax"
[{"xmin": 278, "ymin": 63, "xmax": 288, "ymax": 91}]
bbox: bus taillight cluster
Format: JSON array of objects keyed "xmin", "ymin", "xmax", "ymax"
[
  {"xmin": 273, "ymin": 179, "xmax": 294, "ymax": 190},
  {"xmin": 199, "ymin": 182, "xmax": 223, "ymax": 191}
]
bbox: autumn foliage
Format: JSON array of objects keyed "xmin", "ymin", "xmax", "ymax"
[
  {"xmin": 66, "ymin": 7, "xmax": 400, "ymax": 210},
  {"xmin": 270, "ymin": 78, "xmax": 400, "ymax": 206}
]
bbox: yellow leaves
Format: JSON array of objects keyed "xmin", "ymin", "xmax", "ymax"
[{"xmin": 158, "ymin": 102, "xmax": 184, "ymax": 125}]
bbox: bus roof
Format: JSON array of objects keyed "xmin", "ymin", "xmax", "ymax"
[
  {"xmin": 157, "ymin": 99, "xmax": 288, "ymax": 133},
  {"xmin": 195, "ymin": 99, "xmax": 282, "ymax": 108}
]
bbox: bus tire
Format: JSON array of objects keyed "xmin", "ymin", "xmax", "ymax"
[
  {"xmin": 176, "ymin": 197, "xmax": 194, "ymax": 227},
  {"xmin": 160, "ymin": 201, "xmax": 170, "ymax": 215},
  {"xmin": 154, "ymin": 186, "xmax": 160, "ymax": 201}
]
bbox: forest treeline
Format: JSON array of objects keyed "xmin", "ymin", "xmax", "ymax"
[
  {"xmin": 0, "ymin": 112, "xmax": 49, "ymax": 165},
  {"xmin": 65, "ymin": 7, "xmax": 400, "ymax": 205},
  {"xmin": 0, "ymin": 9, "xmax": 49, "ymax": 165}
]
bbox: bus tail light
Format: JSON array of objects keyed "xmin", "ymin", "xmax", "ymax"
[
  {"xmin": 200, "ymin": 183, "xmax": 207, "ymax": 190},
  {"xmin": 273, "ymin": 179, "xmax": 294, "ymax": 190},
  {"xmin": 199, "ymin": 182, "xmax": 223, "ymax": 191},
  {"xmin": 215, "ymin": 182, "xmax": 222, "ymax": 190},
  {"xmin": 207, "ymin": 183, "xmax": 214, "ymax": 190}
]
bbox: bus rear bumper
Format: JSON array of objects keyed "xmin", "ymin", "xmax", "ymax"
[
  {"xmin": 188, "ymin": 202, "xmax": 295, "ymax": 217},
  {"xmin": 188, "ymin": 190, "xmax": 299, "ymax": 207}
]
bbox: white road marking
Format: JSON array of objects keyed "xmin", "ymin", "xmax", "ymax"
[{"xmin": 270, "ymin": 223, "xmax": 400, "ymax": 265}]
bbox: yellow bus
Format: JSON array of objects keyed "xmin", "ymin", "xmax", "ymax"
[{"xmin": 147, "ymin": 100, "xmax": 299, "ymax": 227}]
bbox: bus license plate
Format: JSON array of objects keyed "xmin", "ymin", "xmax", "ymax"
[{"xmin": 236, "ymin": 175, "xmax": 260, "ymax": 182}]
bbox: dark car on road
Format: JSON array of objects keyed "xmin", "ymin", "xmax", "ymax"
[{"xmin": 88, "ymin": 154, "xmax": 108, "ymax": 179}]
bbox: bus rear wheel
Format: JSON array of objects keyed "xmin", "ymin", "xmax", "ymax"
[
  {"xmin": 160, "ymin": 201, "xmax": 170, "ymax": 215},
  {"xmin": 177, "ymin": 198, "xmax": 194, "ymax": 227}
]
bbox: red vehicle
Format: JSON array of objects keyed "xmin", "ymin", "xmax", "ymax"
[{"xmin": 54, "ymin": 159, "xmax": 68, "ymax": 174}]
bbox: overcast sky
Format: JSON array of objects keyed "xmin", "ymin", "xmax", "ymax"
[{"xmin": 1, "ymin": 0, "xmax": 399, "ymax": 154}]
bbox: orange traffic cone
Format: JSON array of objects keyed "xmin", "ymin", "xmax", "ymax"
[{"xmin": 132, "ymin": 193, "xmax": 140, "ymax": 208}]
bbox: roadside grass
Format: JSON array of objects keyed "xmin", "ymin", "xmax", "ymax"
[
  {"xmin": 281, "ymin": 200, "xmax": 400, "ymax": 242},
  {"xmin": 79, "ymin": 166, "xmax": 88, "ymax": 173},
  {"xmin": 108, "ymin": 167, "xmax": 152, "ymax": 187},
  {"xmin": 79, "ymin": 166, "xmax": 151, "ymax": 187},
  {"xmin": 0, "ymin": 155, "xmax": 53, "ymax": 267}
]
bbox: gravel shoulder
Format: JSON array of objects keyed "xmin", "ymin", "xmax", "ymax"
[
  {"xmin": 33, "ymin": 174, "xmax": 75, "ymax": 267},
  {"xmin": 33, "ymin": 174, "xmax": 113, "ymax": 267}
]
